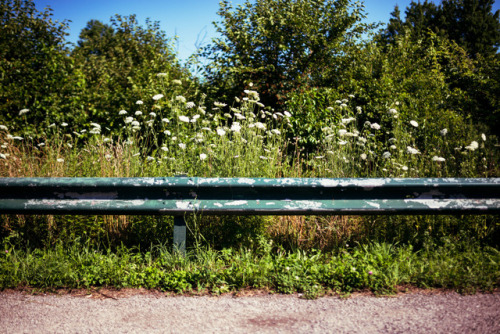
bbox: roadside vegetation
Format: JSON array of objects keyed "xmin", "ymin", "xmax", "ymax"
[{"xmin": 1, "ymin": 0, "xmax": 499, "ymax": 296}]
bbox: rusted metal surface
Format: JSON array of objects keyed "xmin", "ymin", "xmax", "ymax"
[{"xmin": 0, "ymin": 177, "xmax": 498, "ymax": 215}]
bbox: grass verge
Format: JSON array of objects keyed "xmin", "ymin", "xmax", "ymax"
[{"xmin": 1, "ymin": 239, "xmax": 498, "ymax": 299}]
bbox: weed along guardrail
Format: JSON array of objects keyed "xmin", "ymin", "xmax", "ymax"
[{"xmin": 0, "ymin": 177, "xmax": 499, "ymax": 254}]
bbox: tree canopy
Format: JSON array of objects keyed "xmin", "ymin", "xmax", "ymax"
[
  {"xmin": 379, "ymin": 0, "xmax": 500, "ymax": 58},
  {"xmin": 202, "ymin": 0, "xmax": 370, "ymax": 108}
]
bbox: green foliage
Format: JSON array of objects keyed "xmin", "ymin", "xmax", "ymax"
[
  {"xmin": 374, "ymin": 0, "xmax": 500, "ymax": 133},
  {"xmin": 379, "ymin": 0, "xmax": 500, "ymax": 58},
  {"xmin": 1, "ymin": 240, "xmax": 498, "ymax": 296},
  {"xmin": 0, "ymin": 0, "xmax": 86, "ymax": 135},
  {"xmin": 202, "ymin": 0, "xmax": 371, "ymax": 108},
  {"xmin": 72, "ymin": 15, "xmax": 195, "ymax": 133}
]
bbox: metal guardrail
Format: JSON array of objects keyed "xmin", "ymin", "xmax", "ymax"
[{"xmin": 0, "ymin": 177, "xmax": 499, "ymax": 252}]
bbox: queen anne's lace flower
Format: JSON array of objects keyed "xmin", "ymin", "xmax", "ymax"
[
  {"xmin": 432, "ymin": 156, "xmax": 445, "ymax": 162},
  {"xmin": 465, "ymin": 141, "xmax": 479, "ymax": 151},
  {"xmin": 407, "ymin": 146, "xmax": 420, "ymax": 154},
  {"xmin": 178, "ymin": 115, "xmax": 190, "ymax": 123}
]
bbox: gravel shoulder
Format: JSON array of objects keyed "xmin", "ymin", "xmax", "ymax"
[{"xmin": 1, "ymin": 289, "xmax": 499, "ymax": 333}]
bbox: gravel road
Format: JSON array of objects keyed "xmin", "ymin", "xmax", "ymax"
[{"xmin": 1, "ymin": 290, "xmax": 499, "ymax": 333}]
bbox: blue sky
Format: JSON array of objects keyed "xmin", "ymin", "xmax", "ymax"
[{"xmin": 33, "ymin": 0, "xmax": 500, "ymax": 62}]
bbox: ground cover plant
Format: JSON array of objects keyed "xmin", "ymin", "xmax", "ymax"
[{"xmin": 0, "ymin": 0, "xmax": 499, "ymax": 296}]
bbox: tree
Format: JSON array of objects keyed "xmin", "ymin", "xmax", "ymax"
[
  {"xmin": 439, "ymin": 0, "xmax": 500, "ymax": 58},
  {"xmin": 72, "ymin": 15, "xmax": 193, "ymax": 129},
  {"xmin": 0, "ymin": 0, "xmax": 84, "ymax": 134},
  {"xmin": 379, "ymin": 0, "xmax": 500, "ymax": 58},
  {"xmin": 202, "ymin": 0, "xmax": 370, "ymax": 109}
]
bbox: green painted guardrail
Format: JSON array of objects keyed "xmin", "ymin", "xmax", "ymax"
[{"xmin": 0, "ymin": 177, "xmax": 499, "ymax": 253}]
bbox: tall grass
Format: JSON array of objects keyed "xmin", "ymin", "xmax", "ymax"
[{"xmin": 0, "ymin": 85, "xmax": 498, "ymax": 251}]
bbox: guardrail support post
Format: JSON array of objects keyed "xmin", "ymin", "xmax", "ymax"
[{"xmin": 173, "ymin": 215, "xmax": 186, "ymax": 255}]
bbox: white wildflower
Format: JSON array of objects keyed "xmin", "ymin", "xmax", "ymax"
[
  {"xmin": 61, "ymin": 122, "xmax": 68, "ymax": 127},
  {"xmin": 340, "ymin": 103, "xmax": 348, "ymax": 108},
  {"xmin": 407, "ymin": 146, "xmax": 420, "ymax": 154},
  {"xmin": 37, "ymin": 142, "xmax": 45, "ymax": 147},
  {"xmin": 149, "ymin": 112, "xmax": 156, "ymax": 117},
  {"xmin": 402, "ymin": 166, "xmax": 408, "ymax": 171},
  {"xmin": 230, "ymin": 123, "xmax": 241, "ymax": 133},
  {"xmin": 339, "ymin": 140, "xmax": 347, "ymax": 145},
  {"xmin": 390, "ymin": 145, "xmax": 397, "ymax": 150},
  {"xmin": 335, "ymin": 100, "xmax": 342, "ymax": 104},
  {"xmin": 56, "ymin": 158, "xmax": 64, "ymax": 163},
  {"xmin": 135, "ymin": 111, "xmax": 142, "ymax": 116},
  {"xmin": 284, "ymin": 111, "xmax": 291, "ymax": 117},
  {"xmin": 356, "ymin": 106, "xmax": 362, "ymax": 113},
  {"xmin": 440, "ymin": 128, "xmax": 448, "ymax": 136},
  {"xmin": 410, "ymin": 120, "xmax": 418, "ymax": 128},
  {"xmin": 0, "ymin": 153, "xmax": 6, "ymax": 159},
  {"xmin": 175, "ymin": 95, "xmax": 186, "ymax": 103},
  {"xmin": 131, "ymin": 121, "xmax": 140, "ymax": 127},
  {"xmin": 136, "ymin": 100, "xmax": 143, "ymax": 105},
  {"xmin": 152, "ymin": 94, "xmax": 164, "ymax": 101},
  {"xmin": 341, "ymin": 117, "xmax": 355, "ymax": 124},
  {"xmin": 271, "ymin": 129, "xmax": 281, "ymax": 135},
  {"xmin": 157, "ymin": 73, "xmax": 168, "ymax": 77},
  {"xmin": 348, "ymin": 94, "xmax": 355, "ymax": 98},
  {"xmin": 370, "ymin": 123, "xmax": 381, "ymax": 130},
  {"xmin": 161, "ymin": 146, "xmax": 168, "ymax": 152},
  {"xmin": 216, "ymin": 128, "xmax": 226, "ymax": 136},
  {"xmin": 146, "ymin": 156, "xmax": 155, "ymax": 161},
  {"xmin": 255, "ymin": 122, "xmax": 266, "ymax": 130},
  {"xmin": 172, "ymin": 79, "xmax": 182, "ymax": 85},
  {"xmin": 124, "ymin": 117, "xmax": 134, "ymax": 124},
  {"xmin": 338, "ymin": 129, "xmax": 347, "ymax": 136},
  {"xmin": 259, "ymin": 156, "xmax": 267, "ymax": 160},
  {"xmin": 178, "ymin": 115, "xmax": 190, "ymax": 123},
  {"xmin": 162, "ymin": 118, "xmax": 170, "ymax": 123},
  {"xmin": 465, "ymin": 141, "xmax": 479, "ymax": 151},
  {"xmin": 0, "ymin": 125, "xmax": 7, "ymax": 131},
  {"xmin": 481, "ymin": 133, "xmax": 486, "ymax": 141},
  {"xmin": 360, "ymin": 153, "xmax": 367, "ymax": 160},
  {"xmin": 178, "ymin": 143, "xmax": 186, "ymax": 150},
  {"xmin": 382, "ymin": 151, "xmax": 391, "ymax": 159},
  {"xmin": 90, "ymin": 123, "xmax": 101, "ymax": 129},
  {"xmin": 388, "ymin": 109, "xmax": 397, "ymax": 115},
  {"xmin": 186, "ymin": 101, "xmax": 196, "ymax": 109},
  {"xmin": 432, "ymin": 156, "xmax": 446, "ymax": 162},
  {"xmin": 103, "ymin": 137, "xmax": 112, "ymax": 143},
  {"xmin": 214, "ymin": 102, "xmax": 227, "ymax": 107},
  {"xmin": 119, "ymin": 110, "xmax": 128, "ymax": 115},
  {"xmin": 234, "ymin": 113, "xmax": 246, "ymax": 120},
  {"xmin": 199, "ymin": 153, "xmax": 207, "ymax": 161},
  {"xmin": 19, "ymin": 109, "xmax": 29, "ymax": 116}
]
